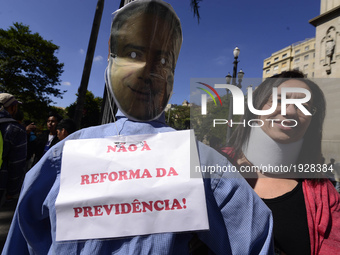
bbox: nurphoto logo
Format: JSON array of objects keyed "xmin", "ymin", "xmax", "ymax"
[
  {"xmin": 200, "ymin": 83, "xmax": 312, "ymax": 116},
  {"xmin": 196, "ymin": 82, "xmax": 223, "ymax": 115}
]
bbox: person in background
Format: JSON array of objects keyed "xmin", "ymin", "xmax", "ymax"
[
  {"xmin": 56, "ymin": 118, "xmax": 76, "ymax": 141},
  {"xmin": 23, "ymin": 120, "xmax": 37, "ymax": 171},
  {"xmin": 223, "ymin": 70, "xmax": 340, "ymax": 254},
  {"xmin": 31, "ymin": 112, "xmax": 61, "ymax": 166},
  {"xmin": 325, "ymin": 158, "xmax": 337, "ymax": 186},
  {"xmin": 0, "ymin": 93, "xmax": 27, "ymax": 206},
  {"xmin": 327, "ymin": 158, "xmax": 336, "ymax": 170},
  {"xmin": 2, "ymin": 1, "xmax": 274, "ymax": 254},
  {"xmin": 24, "ymin": 121, "xmax": 37, "ymax": 143}
]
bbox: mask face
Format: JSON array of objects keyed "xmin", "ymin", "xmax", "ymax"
[{"xmin": 108, "ymin": 4, "xmax": 182, "ymax": 121}]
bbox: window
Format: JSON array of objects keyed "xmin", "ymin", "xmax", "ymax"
[
  {"xmin": 293, "ymin": 67, "xmax": 299, "ymax": 71},
  {"xmin": 266, "ymin": 61, "xmax": 271, "ymax": 66},
  {"xmin": 274, "ymin": 57, "xmax": 279, "ymax": 62},
  {"xmin": 294, "ymin": 58, "xmax": 300, "ymax": 63},
  {"xmin": 295, "ymin": 49, "xmax": 300, "ymax": 54},
  {"xmin": 303, "ymin": 64, "xmax": 308, "ymax": 70},
  {"xmin": 282, "ymin": 53, "xmax": 287, "ymax": 58},
  {"xmin": 282, "ymin": 62, "xmax": 287, "ymax": 68},
  {"xmin": 266, "ymin": 69, "xmax": 270, "ymax": 74},
  {"xmin": 304, "ymin": 54, "xmax": 309, "ymax": 61},
  {"xmin": 273, "ymin": 65, "xmax": 278, "ymax": 70},
  {"xmin": 305, "ymin": 46, "xmax": 309, "ymax": 51}
]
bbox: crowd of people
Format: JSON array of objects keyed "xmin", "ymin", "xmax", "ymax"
[
  {"xmin": 0, "ymin": 99, "xmax": 76, "ymax": 208},
  {"xmin": 0, "ymin": 93, "xmax": 26, "ymax": 206},
  {"xmin": 1, "ymin": 0, "xmax": 339, "ymax": 254}
]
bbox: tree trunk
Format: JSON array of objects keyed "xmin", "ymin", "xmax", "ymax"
[{"xmin": 74, "ymin": 0, "xmax": 104, "ymax": 129}]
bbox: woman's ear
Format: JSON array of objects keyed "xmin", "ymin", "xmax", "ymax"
[{"xmin": 63, "ymin": 128, "xmax": 69, "ymax": 137}]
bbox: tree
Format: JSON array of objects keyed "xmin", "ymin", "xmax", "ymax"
[
  {"xmin": 67, "ymin": 91, "xmax": 103, "ymax": 129},
  {"xmin": 0, "ymin": 22, "xmax": 65, "ymax": 120},
  {"xmin": 190, "ymin": 0, "xmax": 202, "ymax": 23},
  {"xmin": 190, "ymin": 94, "xmax": 241, "ymax": 148},
  {"xmin": 165, "ymin": 105, "xmax": 191, "ymax": 130},
  {"xmin": 74, "ymin": 0, "xmax": 104, "ymax": 129}
]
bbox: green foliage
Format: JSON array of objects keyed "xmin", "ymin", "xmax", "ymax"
[
  {"xmin": 190, "ymin": 0, "xmax": 202, "ymax": 23},
  {"xmin": 51, "ymin": 106, "xmax": 67, "ymax": 119},
  {"xmin": 165, "ymin": 95, "xmax": 241, "ymax": 149},
  {"xmin": 0, "ymin": 22, "xmax": 65, "ymax": 121},
  {"xmin": 66, "ymin": 91, "xmax": 103, "ymax": 129},
  {"xmin": 165, "ymin": 105, "xmax": 191, "ymax": 130},
  {"xmin": 190, "ymin": 94, "xmax": 240, "ymax": 148},
  {"xmin": 18, "ymin": 105, "xmax": 67, "ymax": 130}
]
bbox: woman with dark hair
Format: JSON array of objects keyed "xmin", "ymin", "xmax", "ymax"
[
  {"xmin": 224, "ymin": 70, "xmax": 340, "ymax": 254},
  {"xmin": 56, "ymin": 118, "xmax": 77, "ymax": 141}
]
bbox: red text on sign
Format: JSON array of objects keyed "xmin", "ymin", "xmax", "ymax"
[
  {"xmin": 73, "ymin": 198, "xmax": 187, "ymax": 218},
  {"xmin": 80, "ymin": 167, "xmax": 179, "ymax": 185}
]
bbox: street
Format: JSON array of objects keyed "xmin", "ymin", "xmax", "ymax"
[{"xmin": 0, "ymin": 199, "xmax": 17, "ymax": 252}]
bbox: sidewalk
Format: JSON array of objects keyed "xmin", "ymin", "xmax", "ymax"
[{"xmin": 0, "ymin": 198, "xmax": 17, "ymax": 252}]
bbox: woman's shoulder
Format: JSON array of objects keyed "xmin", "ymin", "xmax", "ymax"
[{"xmin": 304, "ymin": 179, "xmax": 340, "ymax": 205}]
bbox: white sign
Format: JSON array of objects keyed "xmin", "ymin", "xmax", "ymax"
[{"xmin": 55, "ymin": 130, "xmax": 208, "ymax": 241}]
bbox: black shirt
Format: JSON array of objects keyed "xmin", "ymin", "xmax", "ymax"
[{"xmin": 262, "ymin": 181, "xmax": 311, "ymax": 255}]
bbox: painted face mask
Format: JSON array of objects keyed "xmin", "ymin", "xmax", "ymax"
[{"xmin": 106, "ymin": 0, "xmax": 182, "ymax": 122}]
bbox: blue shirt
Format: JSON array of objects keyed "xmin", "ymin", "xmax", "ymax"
[{"xmin": 2, "ymin": 112, "xmax": 274, "ymax": 254}]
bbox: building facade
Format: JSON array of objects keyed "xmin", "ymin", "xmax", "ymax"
[
  {"xmin": 310, "ymin": 0, "xmax": 340, "ymax": 162},
  {"xmin": 263, "ymin": 0, "xmax": 340, "ymax": 163},
  {"xmin": 263, "ymin": 38, "xmax": 316, "ymax": 79},
  {"xmin": 310, "ymin": 0, "xmax": 340, "ymax": 77}
]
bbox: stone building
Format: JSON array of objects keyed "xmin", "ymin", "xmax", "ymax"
[
  {"xmin": 310, "ymin": 0, "xmax": 340, "ymax": 77},
  {"xmin": 310, "ymin": 0, "xmax": 340, "ymax": 162}
]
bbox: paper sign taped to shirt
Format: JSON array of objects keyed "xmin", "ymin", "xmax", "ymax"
[{"xmin": 55, "ymin": 130, "xmax": 208, "ymax": 241}]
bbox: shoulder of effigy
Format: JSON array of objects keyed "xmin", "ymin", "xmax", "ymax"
[
  {"xmin": 196, "ymin": 141, "xmax": 240, "ymax": 178},
  {"xmin": 23, "ymin": 147, "xmax": 63, "ymax": 186},
  {"xmin": 196, "ymin": 141, "xmax": 231, "ymax": 165},
  {"xmin": 115, "ymin": 118, "xmax": 175, "ymax": 135},
  {"xmin": 139, "ymin": 124, "xmax": 175, "ymax": 134},
  {"xmin": 66, "ymin": 120, "xmax": 173, "ymax": 137},
  {"xmin": 73, "ymin": 123, "xmax": 120, "ymax": 139}
]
